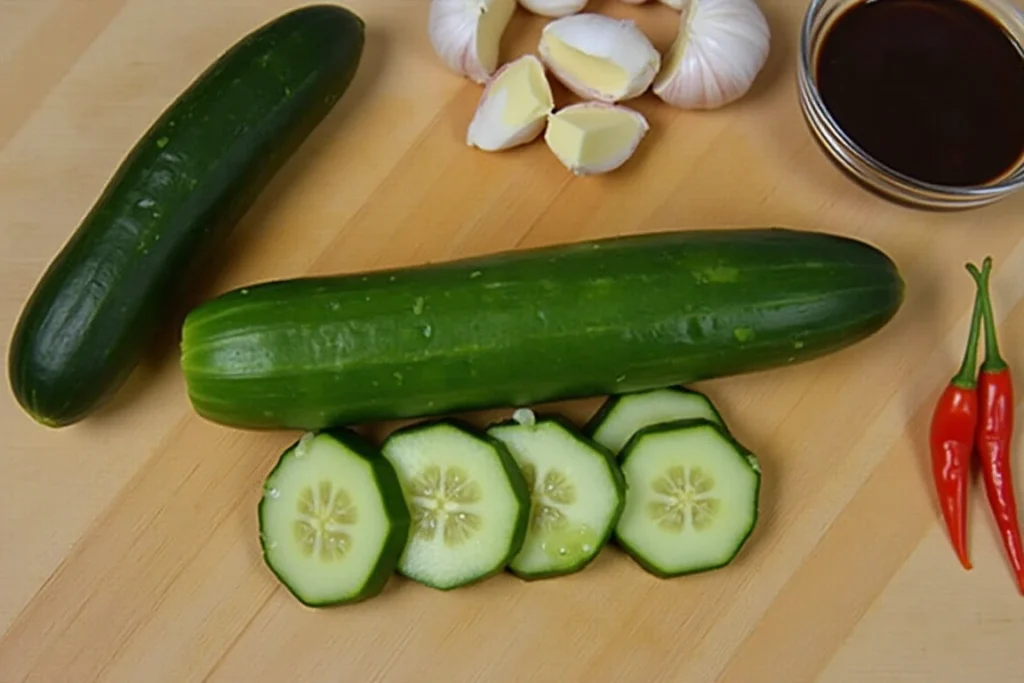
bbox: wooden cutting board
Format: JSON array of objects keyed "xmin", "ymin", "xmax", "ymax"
[{"xmin": 2, "ymin": 0, "xmax": 1023, "ymax": 681}]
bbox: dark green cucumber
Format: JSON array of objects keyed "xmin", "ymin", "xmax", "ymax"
[
  {"xmin": 259, "ymin": 429, "xmax": 410, "ymax": 607},
  {"xmin": 8, "ymin": 5, "xmax": 365, "ymax": 427},
  {"xmin": 181, "ymin": 227, "xmax": 904, "ymax": 430}
]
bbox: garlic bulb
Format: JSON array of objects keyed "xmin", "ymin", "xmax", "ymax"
[
  {"xmin": 428, "ymin": 0, "xmax": 518, "ymax": 84},
  {"xmin": 544, "ymin": 102, "xmax": 650, "ymax": 175},
  {"xmin": 467, "ymin": 55, "xmax": 555, "ymax": 151},
  {"xmin": 652, "ymin": 0, "xmax": 770, "ymax": 109},
  {"xmin": 518, "ymin": 0, "xmax": 588, "ymax": 18},
  {"xmin": 538, "ymin": 13, "xmax": 661, "ymax": 103}
]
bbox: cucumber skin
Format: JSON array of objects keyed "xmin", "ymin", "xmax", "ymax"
[
  {"xmin": 382, "ymin": 418, "xmax": 531, "ymax": 590},
  {"xmin": 615, "ymin": 418, "xmax": 761, "ymax": 579},
  {"xmin": 8, "ymin": 5, "xmax": 365, "ymax": 427},
  {"xmin": 258, "ymin": 428, "xmax": 411, "ymax": 608},
  {"xmin": 487, "ymin": 414, "xmax": 628, "ymax": 582},
  {"xmin": 181, "ymin": 227, "xmax": 905, "ymax": 430}
]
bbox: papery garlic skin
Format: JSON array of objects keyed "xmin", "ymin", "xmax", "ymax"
[
  {"xmin": 538, "ymin": 13, "xmax": 661, "ymax": 103},
  {"xmin": 544, "ymin": 102, "xmax": 650, "ymax": 175},
  {"xmin": 652, "ymin": 0, "xmax": 770, "ymax": 109},
  {"xmin": 467, "ymin": 55, "xmax": 555, "ymax": 151},
  {"xmin": 518, "ymin": 0, "xmax": 588, "ymax": 18},
  {"xmin": 428, "ymin": 0, "xmax": 518, "ymax": 84}
]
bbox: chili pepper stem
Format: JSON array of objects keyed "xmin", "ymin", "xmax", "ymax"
[
  {"xmin": 951, "ymin": 272, "xmax": 985, "ymax": 390},
  {"xmin": 967, "ymin": 257, "xmax": 1008, "ymax": 372}
]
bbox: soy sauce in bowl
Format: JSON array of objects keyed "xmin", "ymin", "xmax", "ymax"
[{"xmin": 798, "ymin": 0, "xmax": 1024, "ymax": 208}]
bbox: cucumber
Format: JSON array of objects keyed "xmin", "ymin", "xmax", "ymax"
[
  {"xmin": 380, "ymin": 420, "xmax": 530, "ymax": 590},
  {"xmin": 258, "ymin": 429, "xmax": 410, "ymax": 607},
  {"xmin": 487, "ymin": 411, "xmax": 626, "ymax": 580},
  {"xmin": 180, "ymin": 228, "xmax": 904, "ymax": 431},
  {"xmin": 8, "ymin": 5, "xmax": 365, "ymax": 427},
  {"xmin": 614, "ymin": 418, "xmax": 761, "ymax": 578},
  {"xmin": 587, "ymin": 386, "xmax": 726, "ymax": 456}
]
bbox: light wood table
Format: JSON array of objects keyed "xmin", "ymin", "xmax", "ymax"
[{"xmin": 2, "ymin": 1, "xmax": 1023, "ymax": 681}]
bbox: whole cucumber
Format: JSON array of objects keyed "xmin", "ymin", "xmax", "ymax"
[
  {"xmin": 9, "ymin": 5, "xmax": 366, "ymax": 427},
  {"xmin": 180, "ymin": 228, "xmax": 905, "ymax": 430}
]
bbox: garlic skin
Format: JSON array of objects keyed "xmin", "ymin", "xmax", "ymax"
[
  {"xmin": 544, "ymin": 102, "xmax": 650, "ymax": 175},
  {"xmin": 467, "ymin": 55, "xmax": 555, "ymax": 152},
  {"xmin": 518, "ymin": 0, "xmax": 588, "ymax": 18},
  {"xmin": 652, "ymin": 0, "xmax": 771, "ymax": 110},
  {"xmin": 428, "ymin": 0, "xmax": 518, "ymax": 84},
  {"xmin": 538, "ymin": 13, "xmax": 661, "ymax": 103}
]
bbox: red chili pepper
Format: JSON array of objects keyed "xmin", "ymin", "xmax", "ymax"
[
  {"xmin": 967, "ymin": 257, "xmax": 1024, "ymax": 595},
  {"xmin": 929, "ymin": 265, "xmax": 985, "ymax": 571}
]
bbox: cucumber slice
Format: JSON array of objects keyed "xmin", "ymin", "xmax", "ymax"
[
  {"xmin": 487, "ymin": 412, "xmax": 626, "ymax": 580},
  {"xmin": 381, "ymin": 420, "xmax": 530, "ymax": 590},
  {"xmin": 587, "ymin": 387, "xmax": 726, "ymax": 456},
  {"xmin": 258, "ymin": 430, "xmax": 411, "ymax": 607},
  {"xmin": 614, "ymin": 418, "xmax": 760, "ymax": 578}
]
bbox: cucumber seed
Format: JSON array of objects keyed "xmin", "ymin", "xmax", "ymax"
[
  {"xmin": 293, "ymin": 480, "xmax": 358, "ymax": 561},
  {"xmin": 647, "ymin": 465, "xmax": 721, "ymax": 532},
  {"xmin": 408, "ymin": 465, "xmax": 483, "ymax": 546}
]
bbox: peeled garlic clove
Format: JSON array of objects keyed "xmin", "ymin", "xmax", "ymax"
[
  {"xmin": 428, "ymin": 0, "xmax": 518, "ymax": 84},
  {"xmin": 518, "ymin": 0, "xmax": 588, "ymax": 18},
  {"xmin": 658, "ymin": 0, "xmax": 683, "ymax": 8},
  {"xmin": 538, "ymin": 13, "xmax": 661, "ymax": 103},
  {"xmin": 652, "ymin": 0, "xmax": 771, "ymax": 109},
  {"xmin": 544, "ymin": 102, "xmax": 649, "ymax": 175},
  {"xmin": 467, "ymin": 55, "xmax": 555, "ymax": 152}
]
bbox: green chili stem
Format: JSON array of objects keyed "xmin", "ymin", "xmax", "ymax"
[
  {"xmin": 966, "ymin": 257, "xmax": 1007, "ymax": 372},
  {"xmin": 952, "ymin": 270, "xmax": 985, "ymax": 388}
]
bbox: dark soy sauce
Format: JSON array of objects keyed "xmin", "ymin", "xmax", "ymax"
[{"xmin": 816, "ymin": 0, "xmax": 1024, "ymax": 187}]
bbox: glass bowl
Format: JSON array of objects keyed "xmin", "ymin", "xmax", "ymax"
[{"xmin": 797, "ymin": 0, "xmax": 1024, "ymax": 210}]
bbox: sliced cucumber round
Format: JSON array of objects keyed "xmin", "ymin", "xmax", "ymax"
[
  {"xmin": 381, "ymin": 419, "xmax": 530, "ymax": 590},
  {"xmin": 586, "ymin": 386, "xmax": 726, "ymax": 456},
  {"xmin": 258, "ymin": 430, "xmax": 411, "ymax": 607},
  {"xmin": 614, "ymin": 418, "xmax": 760, "ymax": 578},
  {"xmin": 487, "ymin": 412, "xmax": 626, "ymax": 580}
]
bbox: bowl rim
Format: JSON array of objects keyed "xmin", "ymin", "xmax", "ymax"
[{"xmin": 797, "ymin": 0, "xmax": 1024, "ymax": 207}]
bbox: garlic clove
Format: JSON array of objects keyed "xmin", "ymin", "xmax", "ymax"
[
  {"xmin": 538, "ymin": 13, "xmax": 661, "ymax": 103},
  {"xmin": 658, "ymin": 0, "xmax": 683, "ymax": 8},
  {"xmin": 544, "ymin": 102, "xmax": 650, "ymax": 175},
  {"xmin": 652, "ymin": 0, "xmax": 771, "ymax": 109},
  {"xmin": 428, "ymin": 0, "xmax": 518, "ymax": 84},
  {"xmin": 467, "ymin": 54, "xmax": 555, "ymax": 152},
  {"xmin": 518, "ymin": 0, "xmax": 589, "ymax": 18}
]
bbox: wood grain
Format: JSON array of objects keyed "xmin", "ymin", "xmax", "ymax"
[{"xmin": 2, "ymin": 0, "xmax": 1024, "ymax": 681}]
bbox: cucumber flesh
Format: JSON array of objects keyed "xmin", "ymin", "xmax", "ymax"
[
  {"xmin": 615, "ymin": 418, "xmax": 760, "ymax": 578},
  {"xmin": 259, "ymin": 430, "xmax": 410, "ymax": 607},
  {"xmin": 381, "ymin": 420, "xmax": 530, "ymax": 590},
  {"xmin": 487, "ymin": 413, "xmax": 625, "ymax": 580},
  {"xmin": 587, "ymin": 387, "xmax": 725, "ymax": 456}
]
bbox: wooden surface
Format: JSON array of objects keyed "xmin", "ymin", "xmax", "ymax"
[{"xmin": 3, "ymin": 0, "xmax": 1024, "ymax": 681}]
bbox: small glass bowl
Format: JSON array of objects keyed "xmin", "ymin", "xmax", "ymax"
[{"xmin": 797, "ymin": 0, "xmax": 1024, "ymax": 210}]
